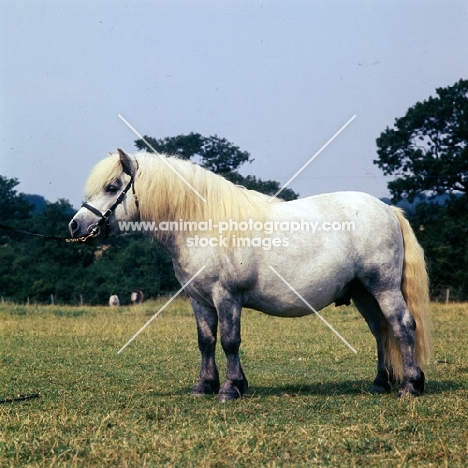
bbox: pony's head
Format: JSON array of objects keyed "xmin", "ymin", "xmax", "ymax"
[{"xmin": 69, "ymin": 149, "xmax": 139, "ymax": 241}]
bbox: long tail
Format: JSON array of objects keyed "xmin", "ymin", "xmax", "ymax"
[{"xmin": 382, "ymin": 207, "xmax": 432, "ymax": 381}]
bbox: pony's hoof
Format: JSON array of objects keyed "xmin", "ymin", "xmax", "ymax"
[
  {"xmin": 397, "ymin": 388, "xmax": 421, "ymax": 398},
  {"xmin": 217, "ymin": 387, "xmax": 242, "ymax": 403},
  {"xmin": 190, "ymin": 379, "xmax": 220, "ymax": 396},
  {"xmin": 397, "ymin": 371, "xmax": 425, "ymax": 398},
  {"xmin": 397, "ymin": 385, "xmax": 422, "ymax": 398},
  {"xmin": 217, "ymin": 379, "xmax": 247, "ymax": 402}
]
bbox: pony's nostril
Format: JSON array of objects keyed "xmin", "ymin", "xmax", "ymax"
[{"xmin": 69, "ymin": 219, "xmax": 79, "ymax": 236}]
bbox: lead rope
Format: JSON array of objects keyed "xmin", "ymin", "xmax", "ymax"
[
  {"xmin": 64, "ymin": 227, "xmax": 100, "ymax": 243},
  {"xmin": 0, "ymin": 222, "xmax": 89, "ymax": 244}
]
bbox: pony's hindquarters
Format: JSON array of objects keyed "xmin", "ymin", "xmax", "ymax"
[{"xmin": 382, "ymin": 208, "xmax": 432, "ymax": 381}]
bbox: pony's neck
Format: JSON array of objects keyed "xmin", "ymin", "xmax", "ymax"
[
  {"xmin": 133, "ymin": 152, "xmax": 280, "ymax": 251},
  {"xmin": 135, "ymin": 152, "xmax": 275, "ymax": 223}
]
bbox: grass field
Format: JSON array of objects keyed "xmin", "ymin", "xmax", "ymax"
[{"xmin": 1, "ymin": 300, "xmax": 467, "ymax": 467}]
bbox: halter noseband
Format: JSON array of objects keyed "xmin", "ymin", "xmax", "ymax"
[{"xmin": 81, "ymin": 163, "xmax": 139, "ymax": 240}]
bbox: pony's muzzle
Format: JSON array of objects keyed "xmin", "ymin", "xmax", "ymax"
[
  {"xmin": 68, "ymin": 218, "xmax": 100, "ymax": 239},
  {"xmin": 68, "ymin": 218, "xmax": 104, "ymax": 243}
]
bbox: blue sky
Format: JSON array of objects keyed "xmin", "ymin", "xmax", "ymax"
[{"xmin": 1, "ymin": 1, "xmax": 467, "ymax": 208}]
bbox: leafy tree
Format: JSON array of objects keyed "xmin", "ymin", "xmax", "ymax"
[
  {"xmin": 0, "ymin": 176, "xmax": 32, "ymax": 221},
  {"xmin": 222, "ymin": 172, "xmax": 293, "ymax": 200},
  {"xmin": 375, "ymin": 79, "xmax": 468, "ymax": 203},
  {"xmin": 374, "ymin": 79, "xmax": 468, "ymax": 299},
  {"xmin": 0, "ymin": 176, "xmax": 34, "ymax": 300},
  {"xmin": 136, "ymin": 133, "xmax": 251, "ymax": 174},
  {"xmin": 135, "ymin": 133, "xmax": 298, "ymax": 200},
  {"xmin": 0, "ymin": 197, "xmax": 97, "ymax": 303},
  {"xmin": 411, "ymin": 196, "xmax": 468, "ymax": 300}
]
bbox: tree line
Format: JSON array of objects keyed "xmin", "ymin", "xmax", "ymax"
[{"xmin": 1, "ymin": 79, "xmax": 467, "ymax": 303}]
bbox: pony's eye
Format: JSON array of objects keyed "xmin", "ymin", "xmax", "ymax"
[{"xmin": 106, "ymin": 185, "xmax": 119, "ymax": 194}]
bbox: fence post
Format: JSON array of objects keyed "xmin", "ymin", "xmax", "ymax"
[
  {"xmin": 80, "ymin": 294, "xmax": 83, "ymax": 306},
  {"xmin": 51, "ymin": 294, "xmax": 54, "ymax": 306},
  {"xmin": 445, "ymin": 288, "xmax": 450, "ymax": 304}
]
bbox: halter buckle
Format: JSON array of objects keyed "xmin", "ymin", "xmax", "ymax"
[{"xmin": 87, "ymin": 223, "xmax": 101, "ymax": 237}]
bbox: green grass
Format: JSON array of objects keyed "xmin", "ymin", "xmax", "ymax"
[{"xmin": 1, "ymin": 300, "xmax": 467, "ymax": 467}]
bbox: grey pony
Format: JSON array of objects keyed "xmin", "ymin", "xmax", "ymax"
[{"xmin": 69, "ymin": 150, "xmax": 431, "ymax": 402}]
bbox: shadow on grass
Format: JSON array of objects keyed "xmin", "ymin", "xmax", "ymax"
[
  {"xmin": 148, "ymin": 381, "xmax": 371, "ymax": 398},
  {"xmin": 253, "ymin": 379, "xmax": 465, "ymax": 397},
  {"xmin": 252, "ymin": 380, "xmax": 371, "ymax": 397},
  {"xmin": 425, "ymin": 379, "xmax": 466, "ymax": 394},
  {"xmin": 146, "ymin": 378, "xmax": 465, "ymax": 399}
]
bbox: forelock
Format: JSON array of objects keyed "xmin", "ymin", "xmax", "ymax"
[{"xmin": 84, "ymin": 154, "xmax": 122, "ymax": 198}]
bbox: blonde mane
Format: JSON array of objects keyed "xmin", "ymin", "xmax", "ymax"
[{"xmin": 85, "ymin": 152, "xmax": 282, "ymax": 241}]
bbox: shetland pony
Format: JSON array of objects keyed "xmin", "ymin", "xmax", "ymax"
[{"xmin": 69, "ymin": 150, "xmax": 431, "ymax": 401}]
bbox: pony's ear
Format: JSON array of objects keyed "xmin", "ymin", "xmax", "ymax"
[{"xmin": 118, "ymin": 149, "xmax": 135, "ymax": 176}]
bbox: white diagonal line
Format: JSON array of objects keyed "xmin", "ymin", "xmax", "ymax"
[
  {"xmin": 269, "ymin": 114, "xmax": 356, "ymax": 201},
  {"xmin": 117, "ymin": 265, "xmax": 206, "ymax": 354},
  {"xmin": 118, "ymin": 114, "xmax": 207, "ymax": 203},
  {"xmin": 269, "ymin": 266, "xmax": 357, "ymax": 354}
]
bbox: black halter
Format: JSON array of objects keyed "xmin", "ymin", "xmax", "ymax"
[{"xmin": 81, "ymin": 164, "xmax": 139, "ymax": 240}]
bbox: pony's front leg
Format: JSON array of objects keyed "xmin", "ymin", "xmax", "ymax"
[
  {"xmin": 190, "ymin": 299, "xmax": 220, "ymax": 396},
  {"xmin": 216, "ymin": 295, "xmax": 248, "ymax": 402}
]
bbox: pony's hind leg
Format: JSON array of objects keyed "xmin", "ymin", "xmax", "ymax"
[
  {"xmin": 190, "ymin": 298, "xmax": 220, "ymax": 396},
  {"xmin": 352, "ymin": 280, "xmax": 396, "ymax": 394},
  {"xmin": 371, "ymin": 287, "xmax": 425, "ymax": 397}
]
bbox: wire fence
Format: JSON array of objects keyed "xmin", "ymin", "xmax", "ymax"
[
  {"xmin": 0, "ymin": 291, "xmax": 188, "ymax": 307},
  {"xmin": 1, "ymin": 288, "xmax": 467, "ymax": 307}
]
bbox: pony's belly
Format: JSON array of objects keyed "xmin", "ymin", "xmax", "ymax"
[
  {"xmin": 248, "ymin": 305, "xmax": 316, "ymax": 318},
  {"xmin": 243, "ymin": 294, "xmax": 330, "ymax": 318}
]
